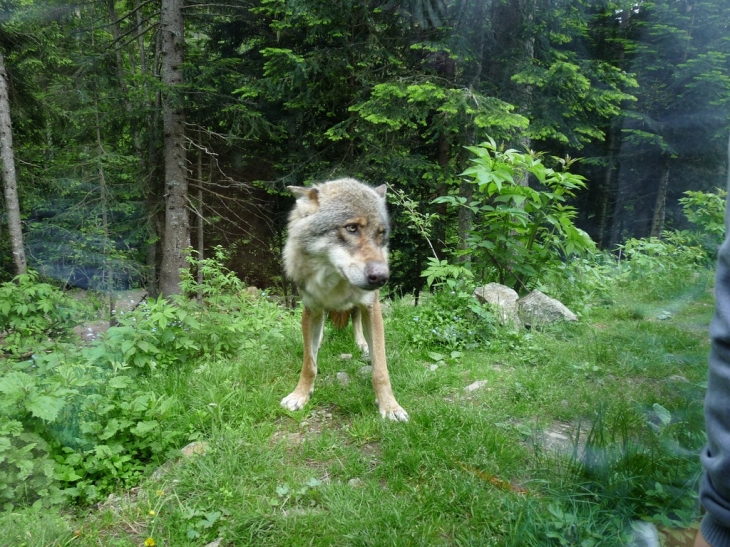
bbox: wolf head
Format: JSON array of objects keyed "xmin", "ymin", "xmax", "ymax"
[{"xmin": 283, "ymin": 178, "xmax": 391, "ymax": 308}]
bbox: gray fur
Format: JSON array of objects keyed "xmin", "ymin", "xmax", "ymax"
[
  {"xmin": 280, "ymin": 177, "xmax": 408, "ymax": 421},
  {"xmin": 283, "ymin": 178, "xmax": 391, "ymax": 311}
]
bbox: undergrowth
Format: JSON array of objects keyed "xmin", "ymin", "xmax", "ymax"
[
  {"xmin": 0, "ymin": 237, "xmax": 714, "ymax": 546},
  {"xmin": 0, "ymin": 251, "xmax": 295, "ymax": 509}
]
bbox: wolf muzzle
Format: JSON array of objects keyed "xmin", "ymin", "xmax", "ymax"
[{"xmin": 364, "ymin": 261, "xmax": 389, "ymax": 289}]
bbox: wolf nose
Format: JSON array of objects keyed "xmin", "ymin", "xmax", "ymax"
[{"xmin": 366, "ymin": 262, "xmax": 389, "ymax": 287}]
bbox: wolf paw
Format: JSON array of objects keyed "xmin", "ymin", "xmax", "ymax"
[
  {"xmin": 281, "ymin": 392, "xmax": 310, "ymax": 411},
  {"xmin": 358, "ymin": 343, "xmax": 370, "ymax": 360},
  {"xmin": 377, "ymin": 401, "xmax": 409, "ymax": 422}
]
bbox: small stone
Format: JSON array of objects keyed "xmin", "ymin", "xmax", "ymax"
[
  {"xmin": 181, "ymin": 441, "xmax": 209, "ymax": 457},
  {"xmin": 340, "ymin": 353, "xmax": 353, "ymax": 360},
  {"xmin": 358, "ymin": 366, "xmax": 373, "ymax": 377},
  {"xmin": 348, "ymin": 478, "xmax": 363, "ymax": 488},
  {"xmin": 336, "ymin": 372, "xmax": 351, "ymax": 386},
  {"xmin": 667, "ymin": 375, "xmax": 689, "ymax": 383},
  {"xmin": 464, "ymin": 380, "xmax": 488, "ymax": 393},
  {"xmin": 429, "ymin": 364, "xmax": 439, "ymax": 372}
]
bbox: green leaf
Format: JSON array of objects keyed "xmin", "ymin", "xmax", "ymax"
[
  {"xmin": 26, "ymin": 394, "xmax": 65, "ymax": 422},
  {"xmin": 107, "ymin": 376, "xmax": 133, "ymax": 390},
  {"xmin": 130, "ymin": 420, "xmax": 159, "ymax": 436},
  {"xmin": 136, "ymin": 340, "xmax": 159, "ymax": 354},
  {"xmin": 0, "ymin": 372, "xmax": 35, "ymax": 397}
]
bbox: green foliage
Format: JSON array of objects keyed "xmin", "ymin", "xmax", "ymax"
[
  {"xmin": 421, "ymin": 258, "xmax": 473, "ymax": 291},
  {"xmin": 89, "ymin": 296, "xmax": 201, "ymax": 373},
  {"xmin": 435, "ymin": 139, "xmax": 595, "ymax": 291},
  {"xmin": 0, "ymin": 347, "xmax": 184, "ymax": 507},
  {"xmin": 89, "ymin": 249, "xmax": 288, "ymax": 374},
  {"xmin": 680, "ymin": 188, "xmax": 726, "ymax": 239},
  {"xmin": 0, "ymin": 253, "xmax": 293, "ymax": 507},
  {"xmin": 178, "ymin": 248, "xmax": 289, "ymax": 358},
  {"xmin": 0, "ymin": 420, "xmax": 60, "ymax": 510},
  {"xmin": 675, "ymin": 188, "xmax": 727, "ymax": 260},
  {"xmin": 393, "ymin": 289, "xmax": 496, "ymax": 351},
  {"xmin": 347, "ymin": 82, "xmax": 527, "ymax": 137},
  {"xmin": 513, "ymin": 58, "xmax": 637, "ymax": 148},
  {"xmin": 0, "ymin": 271, "xmax": 80, "ymax": 355},
  {"xmin": 616, "ymin": 236, "xmax": 707, "ymax": 298},
  {"xmin": 535, "ymin": 253, "xmax": 616, "ymax": 310},
  {"xmin": 0, "ymin": 238, "xmax": 713, "ymax": 547},
  {"xmin": 50, "ymin": 364, "xmax": 183, "ymax": 504}
]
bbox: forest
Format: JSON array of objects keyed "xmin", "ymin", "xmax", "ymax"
[
  {"xmin": 2, "ymin": 1, "xmax": 730, "ymax": 544},
  {"xmin": 0, "ymin": 0, "xmax": 728, "ymax": 296}
]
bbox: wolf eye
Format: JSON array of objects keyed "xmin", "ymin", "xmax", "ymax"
[{"xmin": 345, "ymin": 224, "xmax": 359, "ymax": 233}]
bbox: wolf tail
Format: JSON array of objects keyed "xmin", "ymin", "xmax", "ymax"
[{"xmin": 329, "ymin": 310, "xmax": 352, "ymax": 329}]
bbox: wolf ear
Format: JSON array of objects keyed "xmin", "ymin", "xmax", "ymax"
[
  {"xmin": 288, "ymin": 186, "xmax": 319, "ymax": 204},
  {"xmin": 373, "ymin": 185, "xmax": 387, "ymax": 198}
]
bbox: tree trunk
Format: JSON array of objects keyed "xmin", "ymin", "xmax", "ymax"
[
  {"xmin": 0, "ymin": 51, "xmax": 26, "ymax": 275},
  {"xmin": 650, "ymin": 156, "xmax": 670, "ymax": 238},
  {"xmin": 196, "ymin": 144, "xmax": 205, "ymax": 302},
  {"xmin": 145, "ymin": 27, "xmax": 164, "ymax": 297},
  {"xmin": 596, "ymin": 127, "xmax": 615, "ymax": 248},
  {"xmin": 158, "ymin": 0, "xmax": 189, "ymax": 297},
  {"xmin": 608, "ymin": 170, "xmax": 627, "ymax": 248},
  {"xmin": 432, "ymin": 54, "xmax": 455, "ymax": 261}
]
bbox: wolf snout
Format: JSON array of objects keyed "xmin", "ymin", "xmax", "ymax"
[{"xmin": 365, "ymin": 262, "xmax": 389, "ymax": 288}]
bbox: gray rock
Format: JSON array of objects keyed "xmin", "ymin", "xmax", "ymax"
[
  {"xmin": 473, "ymin": 283, "xmax": 521, "ymax": 327},
  {"xmin": 336, "ymin": 372, "xmax": 351, "ymax": 386},
  {"xmin": 518, "ymin": 290, "xmax": 577, "ymax": 327}
]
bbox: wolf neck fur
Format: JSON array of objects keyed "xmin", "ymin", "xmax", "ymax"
[{"xmin": 292, "ymin": 252, "xmax": 375, "ymax": 311}]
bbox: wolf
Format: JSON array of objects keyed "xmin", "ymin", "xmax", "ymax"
[{"xmin": 280, "ymin": 177, "xmax": 409, "ymax": 422}]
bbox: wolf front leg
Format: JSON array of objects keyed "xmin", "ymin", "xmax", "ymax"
[
  {"xmin": 359, "ymin": 298, "xmax": 409, "ymax": 422},
  {"xmin": 281, "ymin": 307, "xmax": 325, "ymax": 411},
  {"xmin": 351, "ymin": 307, "xmax": 369, "ymax": 358}
]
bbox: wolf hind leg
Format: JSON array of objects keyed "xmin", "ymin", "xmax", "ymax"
[
  {"xmin": 359, "ymin": 299, "xmax": 408, "ymax": 422},
  {"xmin": 281, "ymin": 307, "xmax": 325, "ymax": 412}
]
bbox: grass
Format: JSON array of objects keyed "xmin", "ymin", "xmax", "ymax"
[{"xmin": 5, "ymin": 272, "xmax": 713, "ymax": 547}]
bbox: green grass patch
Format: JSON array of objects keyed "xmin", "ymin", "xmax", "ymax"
[{"xmin": 0, "ymin": 262, "xmax": 713, "ymax": 546}]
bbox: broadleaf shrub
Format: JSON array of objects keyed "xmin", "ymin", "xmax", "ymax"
[
  {"xmin": 677, "ymin": 188, "xmax": 726, "ymax": 261},
  {"xmin": 433, "ymin": 138, "xmax": 595, "ymax": 292},
  {"xmin": 0, "ymin": 251, "xmax": 294, "ymax": 507},
  {"xmin": 0, "ymin": 271, "xmax": 80, "ymax": 355},
  {"xmin": 392, "ymin": 289, "xmax": 497, "ymax": 351}
]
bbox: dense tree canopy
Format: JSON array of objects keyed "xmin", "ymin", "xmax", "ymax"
[{"xmin": 0, "ymin": 0, "xmax": 728, "ymax": 294}]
